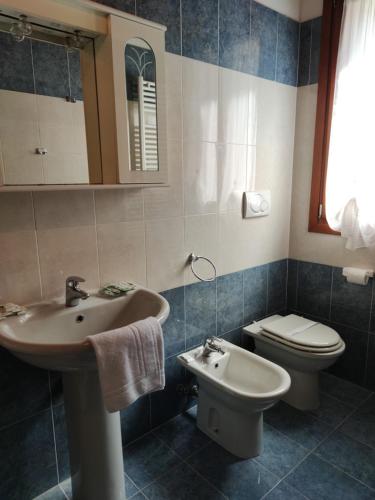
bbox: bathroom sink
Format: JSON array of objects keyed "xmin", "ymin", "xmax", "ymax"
[{"xmin": 0, "ymin": 286, "xmax": 170, "ymax": 371}]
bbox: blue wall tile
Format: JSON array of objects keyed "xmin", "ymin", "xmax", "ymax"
[
  {"xmin": 52, "ymin": 404, "xmax": 70, "ymax": 481},
  {"xmin": 137, "ymin": 0, "xmax": 181, "ymax": 55},
  {"xmin": 95, "ymin": 0, "xmax": 135, "ymax": 13},
  {"xmin": 297, "ymin": 261, "xmax": 332, "ymax": 319},
  {"xmin": 0, "ymin": 31, "xmax": 34, "ymax": 93},
  {"xmin": 267, "ymin": 260, "xmax": 287, "ymax": 314},
  {"xmin": 0, "ymin": 410, "xmax": 57, "ymax": 499},
  {"xmin": 32, "ymin": 40, "xmax": 70, "ymax": 98},
  {"xmin": 219, "ymin": 0, "xmax": 251, "ymax": 74},
  {"xmin": 160, "ymin": 286, "xmax": 186, "ymax": 358},
  {"xmin": 0, "ymin": 348, "xmax": 50, "ymax": 430},
  {"xmin": 310, "ymin": 17, "xmax": 322, "ymax": 84},
  {"xmin": 185, "ymin": 280, "xmax": 216, "ymax": 348},
  {"xmin": 182, "ymin": 0, "xmax": 219, "ymax": 65},
  {"xmin": 298, "ymin": 20, "xmax": 311, "ymax": 87},
  {"xmin": 222, "ymin": 327, "xmax": 243, "ymax": 347},
  {"xmin": 331, "ymin": 268, "xmax": 372, "ymax": 330},
  {"xmin": 244, "ymin": 264, "xmax": 268, "ymax": 324},
  {"xmin": 328, "ymin": 323, "xmax": 368, "ymax": 385},
  {"xmin": 276, "ymin": 14, "xmax": 299, "ymax": 86},
  {"xmin": 366, "ymin": 334, "xmax": 375, "ymax": 390},
  {"xmin": 217, "ymin": 271, "xmax": 244, "ymax": 334},
  {"xmin": 249, "ymin": 1, "xmax": 277, "ymax": 81},
  {"xmin": 287, "ymin": 259, "xmax": 298, "ymax": 311},
  {"xmin": 121, "ymin": 394, "xmax": 151, "ymax": 445},
  {"xmin": 150, "ymin": 355, "xmax": 189, "ymax": 427}
]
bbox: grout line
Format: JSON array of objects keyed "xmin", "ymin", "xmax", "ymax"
[
  {"xmin": 261, "ymin": 392, "xmax": 375, "ymax": 499},
  {"xmin": 48, "ymin": 372, "xmax": 60, "ymax": 485},
  {"xmin": 30, "ymin": 192, "xmax": 44, "ymax": 300},
  {"xmin": 58, "ymin": 483, "xmax": 69, "ymax": 500}
]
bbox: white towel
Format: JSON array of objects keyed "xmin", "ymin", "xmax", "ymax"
[{"xmin": 88, "ymin": 317, "xmax": 165, "ymax": 412}]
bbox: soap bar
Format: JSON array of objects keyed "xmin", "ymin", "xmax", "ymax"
[
  {"xmin": 0, "ymin": 303, "xmax": 27, "ymax": 320},
  {"xmin": 101, "ymin": 282, "xmax": 136, "ymax": 297}
]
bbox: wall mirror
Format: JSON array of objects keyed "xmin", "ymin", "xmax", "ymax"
[
  {"xmin": 125, "ymin": 38, "xmax": 159, "ymax": 173},
  {"xmin": 0, "ymin": 14, "xmax": 101, "ymax": 186}
]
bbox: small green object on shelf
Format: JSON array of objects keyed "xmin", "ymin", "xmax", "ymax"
[{"xmin": 101, "ymin": 282, "xmax": 136, "ymax": 297}]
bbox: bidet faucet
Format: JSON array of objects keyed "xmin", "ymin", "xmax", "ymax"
[
  {"xmin": 202, "ymin": 337, "xmax": 225, "ymax": 357},
  {"xmin": 65, "ymin": 276, "xmax": 89, "ymax": 307}
]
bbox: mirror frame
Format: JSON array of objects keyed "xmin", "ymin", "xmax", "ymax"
[{"xmin": 96, "ymin": 14, "xmax": 168, "ymax": 185}]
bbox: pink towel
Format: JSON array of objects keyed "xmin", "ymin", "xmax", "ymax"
[{"xmin": 88, "ymin": 317, "xmax": 165, "ymax": 412}]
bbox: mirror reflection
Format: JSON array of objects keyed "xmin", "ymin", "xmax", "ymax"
[
  {"xmin": 125, "ymin": 38, "xmax": 159, "ymax": 172},
  {"xmin": 0, "ymin": 17, "xmax": 91, "ymax": 185}
]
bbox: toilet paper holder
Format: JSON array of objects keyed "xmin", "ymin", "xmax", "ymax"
[{"xmin": 342, "ymin": 267, "xmax": 374, "ymax": 285}]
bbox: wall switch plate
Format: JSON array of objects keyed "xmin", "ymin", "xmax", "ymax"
[{"xmin": 242, "ymin": 190, "xmax": 271, "ymax": 218}]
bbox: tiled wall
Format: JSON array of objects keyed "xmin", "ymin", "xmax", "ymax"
[
  {"xmin": 99, "ymin": 0, "xmax": 301, "ymax": 86},
  {"xmin": 0, "ymin": 31, "xmax": 82, "ymax": 100},
  {"xmin": 297, "ymin": 17, "xmax": 322, "ymax": 86},
  {"xmin": 0, "ymin": 259, "xmax": 287, "ymax": 498},
  {"xmin": 288, "ymin": 260, "xmax": 375, "ymax": 391}
]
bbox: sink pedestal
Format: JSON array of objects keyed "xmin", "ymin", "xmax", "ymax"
[{"xmin": 63, "ymin": 371, "xmax": 126, "ymax": 500}]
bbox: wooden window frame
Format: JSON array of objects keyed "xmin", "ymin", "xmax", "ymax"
[{"xmin": 308, "ymin": 0, "xmax": 344, "ymax": 234}]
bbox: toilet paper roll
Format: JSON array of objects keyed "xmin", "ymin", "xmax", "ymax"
[{"xmin": 342, "ymin": 267, "xmax": 374, "ymax": 285}]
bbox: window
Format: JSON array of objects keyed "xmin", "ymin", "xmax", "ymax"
[{"xmin": 308, "ymin": 0, "xmax": 344, "ymax": 235}]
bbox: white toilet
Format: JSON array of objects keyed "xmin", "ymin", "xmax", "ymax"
[
  {"xmin": 177, "ymin": 338, "xmax": 290, "ymax": 458},
  {"xmin": 243, "ymin": 314, "xmax": 345, "ymax": 411}
]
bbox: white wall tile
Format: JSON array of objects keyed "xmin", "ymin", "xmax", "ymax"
[
  {"xmin": 97, "ymin": 221, "xmax": 147, "ymax": 286},
  {"xmin": 0, "ymin": 193, "xmax": 34, "ymax": 232},
  {"xmin": 183, "ymin": 141, "xmax": 217, "ymax": 215},
  {"xmin": 184, "ymin": 214, "xmax": 218, "ymax": 284},
  {"xmin": 218, "ymin": 68, "xmax": 249, "ymax": 145},
  {"xmin": 143, "ymin": 140, "xmax": 183, "ymax": 219},
  {"xmin": 182, "ymin": 57, "xmax": 218, "ymax": 143},
  {"xmin": 217, "ymin": 143, "xmax": 247, "ymax": 213},
  {"xmin": 165, "ymin": 53, "xmax": 183, "ymax": 142},
  {"xmin": 37, "ymin": 225, "xmax": 99, "ymax": 299},
  {"xmin": 257, "ymin": 0, "xmax": 300, "ymax": 21},
  {"xmin": 0, "ymin": 231, "xmax": 41, "ymax": 305},
  {"xmin": 33, "ymin": 190, "xmax": 95, "ymax": 229},
  {"xmin": 299, "ymin": 0, "xmax": 323, "ymax": 21},
  {"xmin": 145, "ymin": 217, "xmax": 185, "ymax": 291},
  {"xmin": 94, "ymin": 189, "xmax": 144, "ymax": 224}
]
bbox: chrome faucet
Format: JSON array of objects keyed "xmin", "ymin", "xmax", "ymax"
[
  {"xmin": 202, "ymin": 337, "xmax": 225, "ymax": 357},
  {"xmin": 65, "ymin": 276, "xmax": 89, "ymax": 307}
]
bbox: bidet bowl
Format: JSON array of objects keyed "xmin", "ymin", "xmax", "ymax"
[{"xmin": 0, "ymin": 286, "xmax": 170, "ymax": 371}]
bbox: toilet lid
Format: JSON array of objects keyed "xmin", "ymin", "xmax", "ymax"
[{"xmin": 261, "ymin": 314, "xmax": 341, "ymax": 349}]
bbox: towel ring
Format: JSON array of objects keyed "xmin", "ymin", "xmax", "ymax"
[{"xmin": 188, "ymin": 253, "xmax": 217, "ymax": 282}]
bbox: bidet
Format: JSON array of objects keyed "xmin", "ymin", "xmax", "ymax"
[{"xmin": 178, "ymin": 339, "xmax": 290, "ymax": 458}]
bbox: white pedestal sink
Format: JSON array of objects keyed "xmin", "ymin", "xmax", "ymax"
[{"xmin": 0, "ymin": 287, "xmax": 169, "ymax": 500}]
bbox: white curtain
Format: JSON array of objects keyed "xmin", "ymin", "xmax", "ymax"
[{"xmin": 326, "ymin": 0, "xmax": 375, "ymax": 250}]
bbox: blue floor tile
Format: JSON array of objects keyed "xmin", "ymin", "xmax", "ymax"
[
  {"xmin": 129, "ymin": 493, "xmax": 147, "ymax": 500},
  {"xmin": 52, "ymin": 404, "xmax": 70, "ymax": 482},
  {"xmin": 264, "ymin": 480, "xmax": 306, "ymax": 500},
  {"xmin": 187, "ymin": 441, "xmax": 279, "ymax": 499},
  {"xmin": 152, "ymin": 407, "xmax": 210, "ymax": 459},
  {"xmin": 34, "ymin": 484, "xmax": 66, "ymax": 500},
  {"xmin": 319, "ymin": 372, "xmax": 371, "ymax": 407},
  {"xmin": 255, "ymin": 423, "xmax": 308, "ymax": 477},
  {"xmin": 0, "ymin": 410, "xmax": 57, "ymax": 500},
  {"xmin": 309, "ymin": 392, "xmax": 353, "ymax": 427},
  {"xmin": 125, "ymin": 473, "xmax": 139, "ymax": 498},
  {"xmin": 264, "ymin": 402, "xmax": 332, "ymax": 449},
  {"xmin": 123, "ymin": 434, "xmax": 182, "ymax": 489},
  {"xmin": 340, "ymin": 394, "xmax": 375, "ymax": 450},
  {"xmin": 143, "ymin": 462, "xmax": 225, "ymax": 499},
  {"xmin": 316, "ymin": 430, "xmax": 375, "ymax": 490},
  {"xmin": 288, "ymin": 454, "xmax": 375, "ymax": 500}
]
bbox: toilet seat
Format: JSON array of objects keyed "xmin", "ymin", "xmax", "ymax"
[{"xmin": 259, "ymin": 314, "xmax": 343, "ymax": 354}]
